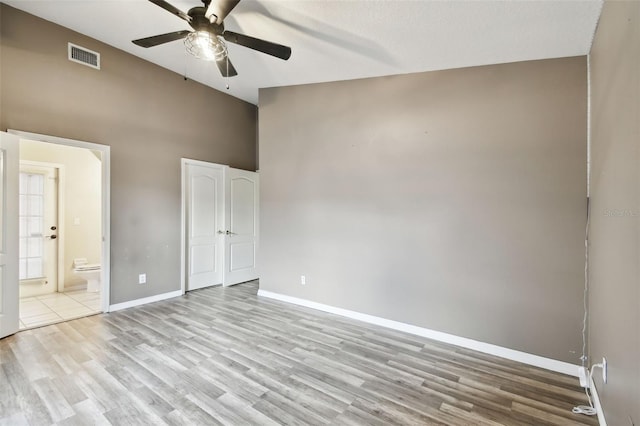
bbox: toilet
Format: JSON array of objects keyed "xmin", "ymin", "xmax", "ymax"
[{"xmin": 73, "ymin": 258, "xmax": 101, "ymax": 292}]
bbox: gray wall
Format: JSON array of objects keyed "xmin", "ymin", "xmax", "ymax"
[
  {"xmin": 589, "ymin": 1, "xmax": 639, "ymax": 424},
  {"xmin": 259, "ymin": 57, "xmax": 587, "ymax": 363},
  {"xmin": 0, "ymin": 4, "xmax": 257, "ymax": 304}
]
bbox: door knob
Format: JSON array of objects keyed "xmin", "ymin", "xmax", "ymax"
[
  {"xmin": 50, "ymin": 226, "xmax": 57, "ymax": 231},
  {"xmin": 217, "ymin": 230, "xmax": 225, "ymax": 234},
  {"xmin": 47, "ymin": 235, "xmax": 57, "ymax": 240},
  {"xmin": 226, "ymin": 230, "xmax": 235, "ymax": 235}
]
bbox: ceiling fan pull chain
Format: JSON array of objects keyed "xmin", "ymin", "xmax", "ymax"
[
  {"xmin": 226, "ymin": 55, "xmax": 230, "ymax": 90},
  {"xmin": 183, "ymin": 49, "xmax": 188, "ymax": 81}
]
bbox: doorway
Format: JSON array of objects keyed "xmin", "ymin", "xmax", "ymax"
[
  {"xmin": 10, "ymin": 130, "xmax": 110, "ymax": 330},
  {"xmin": 181, "ymin": 159, "xmax": 259, "ymax": 292}
]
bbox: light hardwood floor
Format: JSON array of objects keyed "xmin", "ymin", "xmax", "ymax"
[{"xmin": 1, "ymin": 281, "xmax": 597, "ymax": 425}]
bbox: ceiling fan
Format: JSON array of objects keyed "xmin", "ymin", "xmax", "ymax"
[{"xmin": 132, "ymin": 0, "xmax": 292, "ymax": 77}]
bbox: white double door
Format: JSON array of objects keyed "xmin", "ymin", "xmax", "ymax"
[{"xmin": 185, "ymin": 161, "xmax": 259, "ymax": 290}]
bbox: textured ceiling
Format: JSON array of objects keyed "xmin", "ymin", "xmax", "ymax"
[{"xmin": 4, "ymin": 0, "xmax": 603, "ymax": 105}]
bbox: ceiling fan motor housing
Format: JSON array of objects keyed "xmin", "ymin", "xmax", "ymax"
[{"xmin": 187, "ymin": 7, "xmax": 223, "ymax": 34}]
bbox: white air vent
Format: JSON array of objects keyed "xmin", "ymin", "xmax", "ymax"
[{"xmin": 68, "ymin": 43, "xmax": 100, "ymax": 70}]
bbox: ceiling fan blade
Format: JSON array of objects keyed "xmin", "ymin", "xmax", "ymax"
[
  {"xmin": 223, "ymin": 31, "xmax": 291, "ymax": 60},
  {"xmin": 132, "ymin": 30, "xmax": 192, "ymax": 48},
  {"xmin": 206, "ymin": 0, "xmax": 241, "ymax": 25},
  {"xmin": 148, "ymin": 0, "xmax": 191, "ymax": 22},
  {"xmin": 216, "ymin": 57, "xmax": 238, "ymax": 77}
]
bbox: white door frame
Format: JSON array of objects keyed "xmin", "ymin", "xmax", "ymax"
[
  {"xmin": 180, "ymin": 158, "xmax": 227, "ymax": 294},
  {"xmin": 0, "ymin": 132, "xmax": 19, "ymax": 338},
  {"xmin": 20, "ymin": 160, "xmax": 66, "ymax": 293},
  {"xmin": 9, "ymin": 130, "xmax": 111, "ymax": 313}
]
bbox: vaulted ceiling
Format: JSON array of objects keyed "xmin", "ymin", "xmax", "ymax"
[{"xmin": 4, "ymin": 0, "xmax": 603, "ymax": 105}]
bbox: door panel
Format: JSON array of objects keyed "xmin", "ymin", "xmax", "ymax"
[
  {"xmin": 191, "ymin": 175, "xmax": 217, "ymax": 237},
  {"xmin": 0, "ymin": 132, "xmax": 19, "ymax": 339},
  {"xmin": 190, "ymin": 243, "xmax": 216, "ymax": 274},
  {"xmin": 224, "ymin": 169, "xmax": 259, "ymax": 286},
  {"xmin": 230, "ymin": 242, "xmax": 255, "ymax": 271},
  {"xmin": 186, "ymin": 164, "xmax": 224, "ymax": 290}
]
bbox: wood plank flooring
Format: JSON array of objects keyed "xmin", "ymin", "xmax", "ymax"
[{"xmin": 1, "ymin": 281, "xmax": 598, "ymax": 425}]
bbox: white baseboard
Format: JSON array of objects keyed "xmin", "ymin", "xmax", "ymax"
[
  {"xmin": 257, "ymin": 289, "xmax": 580, "ymax": 377},
  {"xmin": 588, "ymin": 374, "xmax": 607, "ymax": 426},
  {"xmin": 63, "ymin": 283, "xmax": 87, "ymax": 291},
  {"xmin": 109, "ymin": 289, "xmax": 183, "ymax": 312}
]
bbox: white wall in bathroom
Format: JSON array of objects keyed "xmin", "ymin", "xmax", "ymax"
[{"xmin": 20, "ymin": 139, "xmax": 102, "ymax": 288}]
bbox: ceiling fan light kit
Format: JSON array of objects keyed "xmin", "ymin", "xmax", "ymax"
[
  {"xmin": 132, "ymin": 0, "xmax": 291, "ymax": 78},
  {"xmin": 184, "ymin": 31, "xmax": 227, "ymax": 61}
]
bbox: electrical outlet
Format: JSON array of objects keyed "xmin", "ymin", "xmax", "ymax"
[
  {"xmin": 301, "ymin": 275, "xmax": 306, "ymax": 285},
  {"xmin": 139, "ymin": 273, "xmax": 146, "ymax": 284},
  {"xmin": 602, "ymin": 357, "xmax": 607, "ymax": 383}
]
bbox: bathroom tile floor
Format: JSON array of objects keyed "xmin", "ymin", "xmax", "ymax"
[{"xmin": 19, "ymin": 290, "xmax": 101, "ymax": 330}]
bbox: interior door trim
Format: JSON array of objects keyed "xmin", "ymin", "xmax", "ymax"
[{"xmin": 9, "ymin": 129, "xmax": 111, "ymax": 313}]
